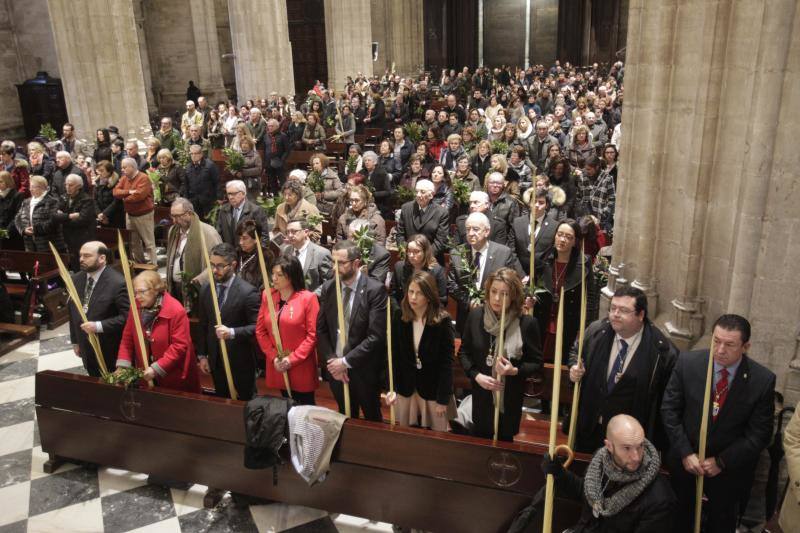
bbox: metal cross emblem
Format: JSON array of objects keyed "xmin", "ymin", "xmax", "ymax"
[
  {"xmin": 487, "ymin": 452, "xmax": 522, "ymax": 487},
  {"xmin": 120, "ymin": 390, "xmax": 142, "ymax": 421}
]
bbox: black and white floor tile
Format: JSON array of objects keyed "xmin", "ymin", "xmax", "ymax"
[{"xmin": 0, "ymin": 325, "xmax": 397, "ymax": 533}]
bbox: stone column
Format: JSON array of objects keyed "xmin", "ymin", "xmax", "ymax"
[
  {"xmin": 324, "ymin": 0, "xmax": 373, "ymax": 91},
  {"xmin": 371, "ymin": 0, "xmax": 424, "ymax": 78},
  {"xmin": 227, "ymin": 0, "xmax": 294, "ymax": 102},
  {"xmin": 47, "ymin": 0, "xmax": 151, "ymax": 141},
  {"xmin": 190, "ymin": 0, "xmax": 227, "ymax": 103}
]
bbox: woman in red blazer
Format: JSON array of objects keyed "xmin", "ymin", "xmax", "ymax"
[
  {"xmin": 256, "ymin": 255, "xmax": 320, "ymax": 405},
  {"xmin": 116, "ymin": 271, "xmax": 201, "ymax": 393}
]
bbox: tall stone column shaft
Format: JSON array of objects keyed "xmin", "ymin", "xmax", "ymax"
[
  {"xmin": 324, "ymin": 0, "xmax": 373, "ymax": 91},
  {"xmin": 190, "ymin": 0, "xmax": 227, "ymax": 103},
  {"xmin": 227, "ymin": 0, "xmax": 294, "ymax": 102},
  {"xmin": 386, "ymin": 0, "xmax": 424, "ymax": 76},
  {"xmin": 47, "ymin": 0, "xmax": 151, "ymax": 141}
]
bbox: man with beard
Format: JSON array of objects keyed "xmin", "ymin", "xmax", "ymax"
[
  {"xmin": 69, "ymin": 242, "xmax": 130, "ymax": 377},
  {"xmin": 525, "ymin": 415, "xmax": 675, "ymax": 533}
]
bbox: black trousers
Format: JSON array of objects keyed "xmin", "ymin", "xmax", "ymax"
[
  {"xmin": 668, "ymin": 457, "xmax": 744, "ymax": 533},
  {"xmin": 281, "ymin": 389, "xmax": 315, "ymax": 406},
  {"xmin": 326, "ymin": 370, "xmax": 381, "ymax": 422},
  {"xmin": 211, "ymin": 358, "xmax": 257, "ymax": 401}
]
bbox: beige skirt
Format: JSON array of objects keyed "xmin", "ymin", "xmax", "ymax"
[{"xmin": 395, "ymin": 392, "xmax": 456, "ymax": 432}]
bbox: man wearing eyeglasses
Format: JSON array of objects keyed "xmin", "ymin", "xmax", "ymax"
[
  {"xmin": 215, "ymin": 180, "xmax": 270, "ymax": 247},
  {"xmin": 567, "ymin": 286, "xmax": 678, "ymax": 453},
  {"xmin": 165, "ymin": 197, "xmax": 222, "ymax": 302}
]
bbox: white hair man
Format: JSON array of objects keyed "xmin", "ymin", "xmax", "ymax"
[
  {"xmin": 215, "ymin": 179, "xmax": 270, "ymax": 247},
  {"xmin": 181, "ymin": 100, "xmax": 202, "ymax": 139},
  {"xmin": 112, "ymin": 157, "xmax": 156, "ymax": 264},
  {"xmin": 447, "ymin": 211, "xmax": 522, "ymax": 333},
  {"xmin": 396, "ymin": 178, "xmax": 450, "ymax": 262},
  {"xmin": 454, "ymin": 190, "xmax": 511, "ymax": 248},
  {"xmin": 52, "ymin": 150, "xmax": 87, "ymax": 196}
]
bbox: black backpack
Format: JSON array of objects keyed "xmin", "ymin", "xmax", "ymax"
[{"xmin": 243, "ymin": 396, "xmax": 294, "ymax": 483}]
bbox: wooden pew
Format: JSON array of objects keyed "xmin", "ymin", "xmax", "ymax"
[
  {"xmin": 285, "ymin": 150, "xmax": 315, "ymax": 170},
  {"xmin": 0, "ymin": 322, "xmax": 39, "ymax": 356},
  {"xmin": 35, "ymin": 370, "xmax": 585, "ymax": 533},
  {"xmin": 0, "ymin": 250, "xmax": 71, "ymax": 329}
]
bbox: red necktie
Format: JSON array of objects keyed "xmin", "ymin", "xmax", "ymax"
[{"xmin": 713, "ymin": 368, "xmax": 729, "ymax": 421}]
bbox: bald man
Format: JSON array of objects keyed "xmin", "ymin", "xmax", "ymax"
[
  {"xmin": 537, "ymin": 415, "xmax": 675, "ymax": 533},
  {"xmin": 68, "ymin": 242, "xmax": 130, "ymax": 377}
]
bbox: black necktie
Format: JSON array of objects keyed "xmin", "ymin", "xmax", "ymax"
[
  {"xmin": 83, "ymin": 276, "xmax": 95, "ymax": 308},
  {"xmin": 217, "ymin": 283, "xmax": 227, "ymax": 307}
]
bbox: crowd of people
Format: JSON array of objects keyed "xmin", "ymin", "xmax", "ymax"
[{"xmin": 1, "ymin": 60, "xmax": 782, "ymax": 531}]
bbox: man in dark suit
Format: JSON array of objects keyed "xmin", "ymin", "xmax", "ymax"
[
  {"xmin": 396, "ymin": 179, "xmax": 450, "ymax": 262},
  {"xmin": 661, "ymin": 314, "xmax": 775, "ymax": 533},
  {"xmin": 317, "ymin": 240, "xmax": 387, "ymax": 421},
  {"xmin": 567, "ymin": 286, "xmax": 678, "ymax": 453},
  {"xmin": 283, "ymin": 218, "xmax": 332, "ymax": 295},
  {"xmin": 512, "ymin": 188, "xmax": 558, "ymax": 275},
  {"xmin": 447, "ymin": 212, "xmax": 522, "ymax": 333},
  {"xmin": 344, "ymin": 218, "xmax": 390, "ymax": 285},
  {"xmin": 196, "ymin": 243, "xmax": 261, "ymax": 401},
  {"xmin": 263, "ymin": 119, "xmax": 289, "ymax": 194},
  {"xmin": 181, "ymin": 144, "xmax": 219, "ymax": 220},
  {"xmin": 215, "ymin": 180, "xmax": 270, "ymax": 246},
  {"xmin": 69, "ymin": 242, "xmax": 130, "ymax": 377},
  {"xmin": 454, "ymin": 190, "xmax": 512, "ymax": 250}
]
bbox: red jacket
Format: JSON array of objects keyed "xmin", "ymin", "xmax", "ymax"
[
  {"xmin": 256, "ymin": 289, "xmax": 320, "ymax": 393},
  {"xmin": 117, "ymin": 292, "xmax": 200, "ymax": 393},
  {"xmin": 113, "ymin": 170, "xmax": 154, "ymax": 216}
]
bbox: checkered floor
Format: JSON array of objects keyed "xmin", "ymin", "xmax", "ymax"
[{"xmin": 0, "ymin": 324, "xmax": 398, "ymax": 533}]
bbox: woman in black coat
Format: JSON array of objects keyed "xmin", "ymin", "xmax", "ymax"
[
  {"xmin": 94, "ymin": 161, "xmax": 125, "ymax": 228},
  {"xmin": 93, "ymin": 129, "xmax": 112, "ymax": 164},
  {"xmin": 391, "ymin": 234, "xmax": 447, "ymax": 307},
  {"xmin": 533, "ymin": 218, "xmax": 591, "ymax": 362},
  {"xmin": 361, "ymin": 151, "xmax": 392, "ymax": 218},
  {"xmin": 0, "ymin": 171, "xmax": 23, "ymax": 248},
  {"xmin": 387, "ymin": 270, "xmax": 455, "ymax": 432},
  {"xmin": 459, "ymin": 267, "xmax": 542, "ymax": 442}
]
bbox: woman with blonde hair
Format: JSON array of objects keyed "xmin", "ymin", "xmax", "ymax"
[
  {"xmin": 309, "ymin": 152, "xmax": 343, "ymax": 216},
  {"xmin": 459, "ymin": 267, "xmax": 541, "ymax": 441},
  {"xmin": 567, "ymin": 125, "xmax": 594, "ymax": 169},
  {"xmin": 157, "ymin": 149, "xmax": 185, "ymax": 205}
]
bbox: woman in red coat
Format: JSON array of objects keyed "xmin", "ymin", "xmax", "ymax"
[
  {"xmin": 256, "ymin": 255, "xmax": 320, "ymax": 405},
  {"xmin": 116, "ymin": 271, "xmax": 201, "ymax": 393}
]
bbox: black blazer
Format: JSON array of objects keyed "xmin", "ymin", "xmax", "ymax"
[
  {"xmin": 661, "ymin": 351, "xmax": 775, "ymax": 473},
  {"xmin": 511, "ymin": 212, "xmax": 558, "ymax": 275},
  {"xmin": 390, "ymin": 311, "xmax": 454, "ymax": 405},
  {"xmin": 454, "ymin": 212, "xmax": 513, "ymax": 250},
  {"xmin": 196, "ymin": 276, "xmax": 261, "ymax": 374},
  {"xmin": 391, "ymin": 262, "xmax": 448, "ymax": 307},
  {"xmin": 364, "ymin": 166, "xmax": 393, "ymax": 218},
  {"xmin": 447, "ymin": 241, "xmax": 523, "ymax": 331},
  {"xmin": 396, "ymin": 201, "xmax": 450, "ymax": 258},
  {"xmin": 215, "ymin": 199, "xmax": 270, "ymax": 247},
  {"xmin": 459, "ymin": 308, "xmax": 542, "ymax": 438},
  {"xmin": 367, "ymin": 243, "xmax": 390, "ymax": 285},
  {"xmin": 68, "ymin": 267, "xmax": 130, "ymax": 374},
  {"xmin": 316, "ymin": 273, "xmax": 387, "ymax": 382}
]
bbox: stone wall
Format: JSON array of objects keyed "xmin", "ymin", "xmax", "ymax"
[
  {"xmin": 531, "ymin": 0, "xmax": 558, "ymax": 65},
  {"xmin": 483, "ymin": 0, "xmax": 559, "ymax": 68},
  {"xmin": 607, "ymin": 0, "xmax": 800, "ymax": 398}
]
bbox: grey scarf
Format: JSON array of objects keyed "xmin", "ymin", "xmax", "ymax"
[
  {"xmin": 583, "ymin": 439, "xmax": 660, "ymax": 518},
  {"xmin": 483, "ymin": 305, "xmax": 523, "ymax": 413}
]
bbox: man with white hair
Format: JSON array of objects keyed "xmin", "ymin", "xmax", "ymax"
[
  {"xmin": 54, "ymin": 174, "xmax": 96, "ymax": 269},
  {"xmin": 113, "ymin": 157, "xmax": 156, "ymax": 264},
  {"xmin": 586, "ymin": 111, "xmax": 608, "ymax": 149},
  {"xmin": 396, "ymin": 178, "xmax": 450, "ymax": 261},
  {"xmin": 181, "ymin": 100, "xmax": 203, "ymax": 139},
  {"xmin": 361, "ymin": 151, "xmax": 392, "ymax": 217},
  {"xmin": 52, "ymin": 150, "xmax": 87, "ymax": 196},
  {"xmin": 263, "ymin": 118, "xmax": 289, "ymax": 194},
  {"xmin": 447, "ymin": 211, "xmax": 522, "ymax": 333},
  {"xmin": 215, "ymin": 180, "xmax": 270, "ymax": 247},
  {"xmin": 246, "ymin": 107, "xmax": 267, "ymax": 149},
  {"xmin": 454, "ymin": 190, "xmax": 511, "ymax": 248},
  {"xmin": 166, "ymin": 197, "xmax": 221, "ymax": 300}
]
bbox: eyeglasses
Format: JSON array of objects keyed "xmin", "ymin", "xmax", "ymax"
[
  {"xmin": 210, "ymin": 262, "xmax": 232, "ymax": 270},
  {"xmin": 134, "ymin": 288, "xmax": 153, "ymax": 295},
  {"xmin": 170, "ymin": 212, "xmax": 188, "ymax": 219}
]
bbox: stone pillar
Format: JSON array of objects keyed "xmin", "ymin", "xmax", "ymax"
[
  {"xmin": 324, "ymin": 0, "xmax": 373, "ymax": 91},
  {"xmin": 607, "ymin": 0, "xmax": 800, "ymax": 384},
  {"xmin": 227, "ymin": 0, "xmax": 294, "ymax": 102},
  {"xmin": 47, "ymin": 0, "xmax": 151, "ymax": 141},
  {"xmin": 372, "ymin": 0, "xmax": 424, "ymax": 78},
  {"xmin": 190, "ymin": 0, "xmax": 227, "ymax": 103},
  {"xmin": 131, "ymin": 0, "xmax": 157, "ymax": 115}
]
